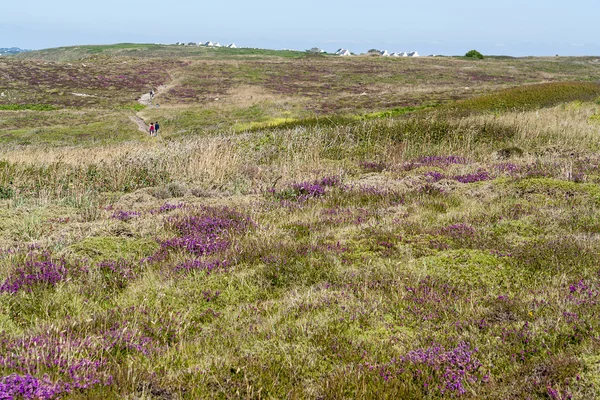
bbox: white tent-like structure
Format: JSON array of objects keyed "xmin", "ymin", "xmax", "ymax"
[
  {"xmin": 408, "ymin": 51, "xmax": 420, "ymax": 57},
  {"xmin": 380, "ymin": 50, "xmax": 390, "ymax": 57},
  {"xmin": 338, "ymin": 49, "xmax": 351, "ymax": 56},
  {"xmin": 214, "ymin": 43, "xmax": 222, "ymax": 47},
  {"xmin": 227, "ymin": 43, "xmax": 237, "ymax": 48},
  {"xmin": 390, "ymin": 52, "xmax": 400, "ymax": 57},
  {"xmin": 204, "ymin": 41, "xmax": 214, "ymax": 47},
  {"xmin": 399, "ymin": 52, "xmax": 408, "ymax": 57}
]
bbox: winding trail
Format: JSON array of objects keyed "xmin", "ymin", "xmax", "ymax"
[
  {"xmin": 129, "ymin": 115, "xmax": 149, "ymax": 133},
  {"xmin": 131, "ymin": 70, "xmax": 179, "ymax": 134}
]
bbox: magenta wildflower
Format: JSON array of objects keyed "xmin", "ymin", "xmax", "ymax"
[
  {"xmin": 111, "ymin": 210, "xmax": 141, "ymax": 221},
  {"xmin": 0, "ymin": 253, "xmax": 69, "ymax": 294}
]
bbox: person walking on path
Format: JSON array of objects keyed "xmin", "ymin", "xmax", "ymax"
[
  {"xmin": 149, "ymin": 89, "xmax": 155, "ymax": 100},
  {"xmin": 154, "ymin": 122, "xmax": 160, "ymax": 135},
  {"xmin": 149, "ymin": 123, "xmax": 155, "ymax": 136}
]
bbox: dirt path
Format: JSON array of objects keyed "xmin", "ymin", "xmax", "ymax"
[
  {"xmin": 131, "ymin": 70, "xmax": 180, "ymax": 134},
  {"xmin": 137, "ymin": 71, "xmax": 178, "ymax": 106},
  {"xmin": 131, "ymin": 84, "xmax": 166, "ymax": 134},
  {"xmin": 129, "ymin": 115, "xmax": 149, "ymax": 133},
  {"xmin": 138, "ymin": 85, "xmax": 167, "ymax": 106}
]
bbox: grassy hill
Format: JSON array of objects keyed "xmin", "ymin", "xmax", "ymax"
[
  {"xmin": 16, "ymin": 43, "xmax": 308, "ymax": 61},
  {"xmin": 1, "ymin": 44, "xmax": 600, "ymax": 398}
]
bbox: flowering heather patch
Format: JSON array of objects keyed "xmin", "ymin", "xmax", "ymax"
[
  {"xmin": 160, "ymin": 231, "xmax": 228, "ymax": 257},
  {"xmin": 158, "ymin": 207, "xmax": 254, "ymax": 257},
  {"xmin": 368, "ymin": 342, "xmax": 484, "ymax": 395},
  {"xmin": 0, "ymin": 374, "xmax": 62, "ymax": 400},
  {"xmin": 405, "ymin": 277, "xmax": 464, "ymax": 321},
  {"xmin": 0, "ymin": 58, "xmax": 181, "ymax": 107},
  {"xmin": 418, "ymin": 183, "xmax": 447, "ymax": 196},
  {"xmin": 0, "ymin": 252, "xmax": 73, "ymax": 294},
  {"xmin": 425, "ymin": 171, "xmax": 445, "ymax": 182},
  {"xmin": 111, "ymin": 210, "xmax": 141, "ymax": 221},
  {"xmin": 98, "ymin": 259, "xmax": 139, "ymax": 290},
  {"xmin": 0, "ymin": 304, "xmax": 187, "ymax": 399},
  {"xmin": 101, "ymin": 322, "xmax": 155, "ymax": 356},
  {"xmin": 499, "ymin": 322, "xmax": 542, "ymax": 363},
  {"xmin": 547, "ymin": 385, "xmax": 573, "ymax": 400},
  {"xmin": 165, "ymin": 207, "xmax": 253, "ymax": 237},
  {"xmin": 318, "ymin": 176, "xmax": 342, "ymax": 187},
  {"xmin": 149, "ymin": 202, "xmax": 187, "ymax": 215},
  {"xmin": 438, "ymin": 223, "xmax": 476, "ymax": 239},
  {"xmin": 495, "ymin": 162, "xmax": 521, "ymax": 175},
  {"xmin": 360, "ymin": 161, "xmax": 388, "ymax": 172},
  {"xmin": 272, "ymin": 176, "xmax": 341, "ymax": 202},
  {"xmin": 567, "ymin": 279, "xmax": 598, "ymax": 306},
  {"xmin": 0, "ymin": 333, "xmax": 113, "ymax": 399},
  {"xmin": 452, "ymin": 170, "xmax": 491, "ymax": 183},
  {"xmin": 292, "ymin": 182, "xmax": 326, "ymax": 198}
]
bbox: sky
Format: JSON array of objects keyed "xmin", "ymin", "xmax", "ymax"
[{"xmin": 2, "ymin": 0, "xmax": 600, "ymax": 56}]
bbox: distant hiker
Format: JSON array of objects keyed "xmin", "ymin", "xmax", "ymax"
[
  {"xmin": 149, "ymin": 89, "xmax": 155, "ymax": 100},
  {"xmin": 149, "ymin": 123, "xmax": 155, "ymax": 136},
  {"xmin": 154, "ymin": 122, "xmax": 160, "ymax": 135}
]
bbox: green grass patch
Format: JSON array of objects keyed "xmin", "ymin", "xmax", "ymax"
[
  {"xmin": 515, "ymin": 177, "xmax": 600, "ymax": 204},
  {"xmin": 362, "ymin": 105, "xmax": 436, "ymax": 119},
  {"xmin": 0, "ymin": 104, "xmax": 59, "ymax": 111},
  {"xmin": 71, "ymin": 236, "xmax": 159, "ymax": 262},
  {"xmin": 117, "ymin": 103, "xmax": 147, "ymax": 112},
  {"xmin": 417, "ymin": 249, "xmax": 518, "ymax": 289},
  {"xmin": 445, "ymin": 82, "xmax": 600, "ymax": 116}
]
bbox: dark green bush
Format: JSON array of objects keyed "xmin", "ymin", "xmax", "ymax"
[
  {"xmin": 465, "ymin": 50, "xmax": 484, "ymax": 59},
  {"xmin": 0, "ymin": 185, "xmax": 14, "ymax": 199}
]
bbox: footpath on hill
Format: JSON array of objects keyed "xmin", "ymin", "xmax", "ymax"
[
  {"xmin": 129, "ymin": 115, "xmax": 149, "ymax": 133},
  {"xmin": 131, "ymin": 69, "xmax": 178, "ymax": 134},
  {"xmin": 130, "ymin": 84, "xmax": 167, "ymax": 134}
]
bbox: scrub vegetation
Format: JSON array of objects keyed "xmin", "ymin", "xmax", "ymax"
[{"xmin": 1, "ymin": 44, "xmax": 600, "ymax": 398}]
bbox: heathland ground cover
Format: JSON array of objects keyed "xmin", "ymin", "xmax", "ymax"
[{"xmin": 1, "ymin": 44, "xmax": 600, "ymax": 398}]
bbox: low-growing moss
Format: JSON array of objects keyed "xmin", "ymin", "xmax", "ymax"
[
  {"xmin": 417, "ymin": 249, "xmax": 517, "ymax": 289},
  {"xmin": 71, "ymin": 236, "xmax": 159, "ymax": 262},
  {"xmin": 577, "ymin": 354, "xmax": 600, "ymax": 397},
  {"xmin": 515, "ymin": 177, "xmax": 600, "ymax": 204},
  {"xmin": 490, "ymin": 219, "xmax": 543, "ymax": 239}
]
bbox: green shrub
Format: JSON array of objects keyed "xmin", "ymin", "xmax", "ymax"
[
  {"xmin": 465, "ymin": 50, "xmax": 484, "ymax": 59},
  {"xmin": 0, "ymin": 185, "xmax": 14, "ymax": 199}
]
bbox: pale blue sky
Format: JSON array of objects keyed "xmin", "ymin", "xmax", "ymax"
[{"xmin": 2, "ymin": 0, "xmax": 599, "ymax": 56}]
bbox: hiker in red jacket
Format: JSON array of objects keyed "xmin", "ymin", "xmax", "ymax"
[{"xmin": 149, "ymin": 123, "xmax": 155, "ymax": 136}]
